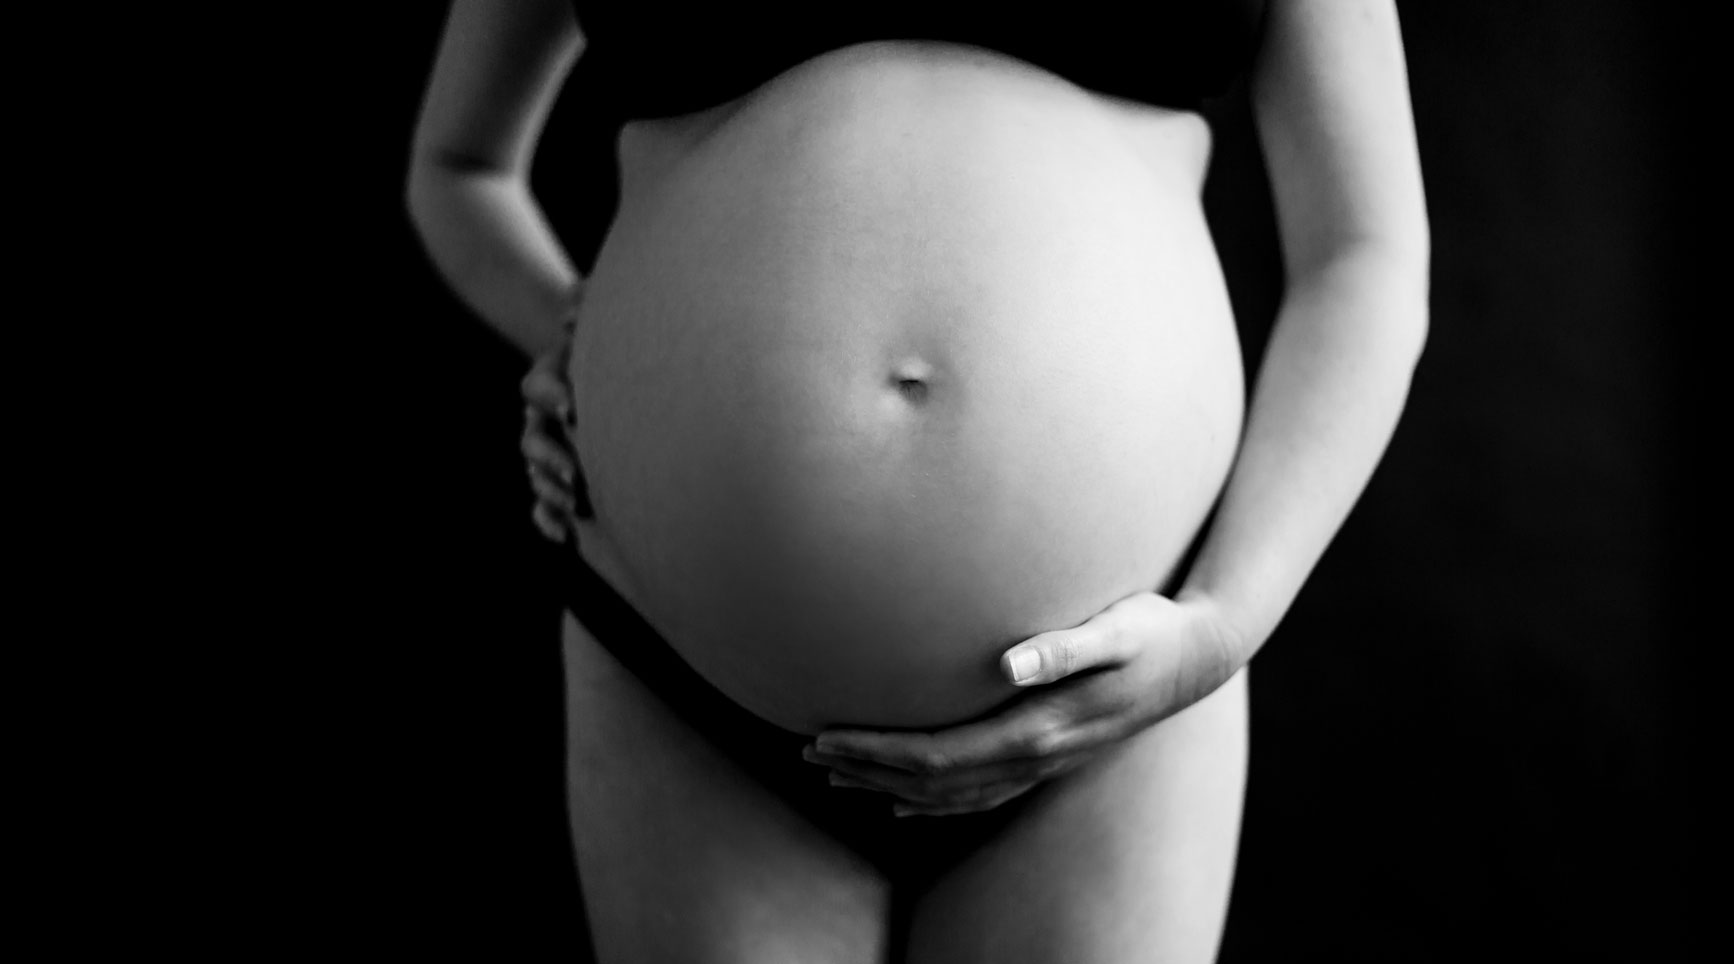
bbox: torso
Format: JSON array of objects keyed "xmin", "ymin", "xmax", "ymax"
[{"xmin": 567, "ymin": 42, "xmax": 1245, "ymax": 734}]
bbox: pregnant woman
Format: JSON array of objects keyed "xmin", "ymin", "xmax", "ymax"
[{"xmin": 407, "ymin": 2, "xmax": 1429, "ymax": 960}]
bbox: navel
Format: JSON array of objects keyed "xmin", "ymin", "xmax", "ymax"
[{"xmin": 887, "ymin": 356, "xmax": 936, "ymax": 404}]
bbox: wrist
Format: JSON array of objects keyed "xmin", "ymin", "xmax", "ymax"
[
  {"xmin": 1173, "ymin": 585, "xmax": 1258, "ymax": 670},
  {"xmin": 561, "ymin": 278, "xmax": 587, "ymax": 332}
]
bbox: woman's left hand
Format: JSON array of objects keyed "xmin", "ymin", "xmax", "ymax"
[{"xmin": 804, "ymin": 590, "xmax": 1246, "ymax": 816}]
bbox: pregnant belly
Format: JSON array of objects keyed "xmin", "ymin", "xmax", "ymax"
[{"xmin": 567, "ymin": 43, "xmax": 1245, "ymax": 735}]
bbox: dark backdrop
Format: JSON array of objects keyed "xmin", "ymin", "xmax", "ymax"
[{"xmin": 298, "ymin": 2, "xmax": 1701, "ymax": 959}]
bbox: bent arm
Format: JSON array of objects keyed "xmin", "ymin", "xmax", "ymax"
[
  {"xmin": 1179, "ymin": 0, "xmax": 1431, "ymax": 665},
  {"xmin": 405, "ymin": 0, "xmax": 585, "ymax": 357}
]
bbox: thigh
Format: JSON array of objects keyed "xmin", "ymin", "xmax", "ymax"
[
  {"xmin": 905, "ymin": 668, "xmax": 1250, "ymax": 964},
  {"xmin": 562, "ymin": 610, "xmax": 891, "ymax": 964}
]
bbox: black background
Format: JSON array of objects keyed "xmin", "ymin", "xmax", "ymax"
[{"xmin": 274, "ymin": 2, "xmax": 1703, "ymax": 959}]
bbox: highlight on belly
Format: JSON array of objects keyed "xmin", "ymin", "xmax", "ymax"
[{"xmin": 567, "ymin": 42, "xmax": 1246, "ymax": 734}]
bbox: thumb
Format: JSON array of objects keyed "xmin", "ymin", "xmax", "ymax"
[{"xmin": 1000, "ymin": 618, "xmax": 1133, "ymax": 687}]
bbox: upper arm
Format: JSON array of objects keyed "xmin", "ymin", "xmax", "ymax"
[
  {"xmin": 1250, "ymin": 0, "xmax": 1429, "ymax": 277},
  {"xmin": 410, "ymin": 0, "xmax": 584, "ymax": 176}
]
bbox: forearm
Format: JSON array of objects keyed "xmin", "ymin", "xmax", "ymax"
[
  {"xmin": 1179, "ymin": 243, "xmax": 1428, "ymax": 653},
  {"xmin": 406, "ymin": 164, "xmax": 578, "ymax": 358}
]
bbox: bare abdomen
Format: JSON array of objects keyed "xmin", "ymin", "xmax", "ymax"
[{"xmin": 567, "ymin": 43, "xmax": 1244, "ymax": 734}]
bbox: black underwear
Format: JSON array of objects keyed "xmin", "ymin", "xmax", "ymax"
[{"xmin": 561, "ymin": 543, "xmax": 1041, "ymax": 889}]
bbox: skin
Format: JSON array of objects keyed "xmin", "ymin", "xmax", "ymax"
[
  {"xmin": 411, "ymin": 0, "xmax": 1428, "ymax": 957},
  {"xmin": 815, "ymin": 0, "xmax": 1431, "ymax": 813},
  {"xmin": 521, "ymin": 330, "xmax": 586, "ymax": 541}
]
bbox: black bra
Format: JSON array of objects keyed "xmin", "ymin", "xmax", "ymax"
[{"xmin": 570, "ymin": 2, "xmax": 1269, "ymax": 123}]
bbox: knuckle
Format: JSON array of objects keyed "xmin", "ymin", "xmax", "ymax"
[
  {"xmin": 968, "ymin": 782, "xmax": 1004, "ymax": 806},
  {"xmin": 913, "ymin": 748, "xmax": 952, "ymax": 775},
  {"xmin": 1020, "ymin": 717, "xmax": 1067, "ymax": 757},
  {"xmin": 1054, "ymin": 634, "xmax": 1082, "ymax": 674},
  {"xmin": 1102, "ymin": 617, "xmax": 1126, "ymax": 660},
  {"xmin": 535, "ymin": 480, "xmax": 573, "ymax": 508},
  {"xmin": 1034, "ymin": 756, "xmax": 1072, "ymax": 780},
  {"xmin": 971, "ymin": 783, "xmax": 1006, "ymax": 807}
]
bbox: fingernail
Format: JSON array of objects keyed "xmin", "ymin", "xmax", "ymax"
[
  {"xmin": 1007, "ymin": 647, "xmax": 1041, "ymax": 683},
  {"xmin": 892, "ymin": 804, "xmax": 917, "ymax": 818},
  {"xmin": 801, "ymin": 746, "xmax": 822, "ymax": 764}
]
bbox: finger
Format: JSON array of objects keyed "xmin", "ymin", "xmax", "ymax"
[
  {"xmin": 999, "ymin": 605, "xmax": 1143, "ymax": 687},
  {"xmin": 530, "ymin": 472, "xmax": 577, "ymax": 515},
  {"xmin": 531, "ymin": 503, "xmax": 568, "ymax": 543},
  {"xmin": 522, "ymin": 400, "xmax": 575, "ymax": 438},
  {"xmin": 520, "ymin": 360, "xmax": 574, "ymax": 423},
  {"xmin": 520, "ymin": 362, "xmax": 566, "ymax": 404},
  {"xmin": 892, "ymin": 780, "xmax": 1041, "ymax": 818},
  {"xmin": 521, "ymin": 430, "xmax": 578, "ymax": 484},
  {"xmin": 522, "ymin": 383, "xmax": 571, "ymax": 426},
  {"xmin": 806, "ymin": 743, "xmax": 1065, "ymax": 791},
  {"xmin": 807, "ymin": 745, "xmax": 1079, "ymax": 806},
  {"xmin": 815, "ymin": 697, "xmax": 1089, "ymax": 775},
  {"xmin": 826, "ymin": 771, "xmax": 894, "ymax": 794},
  {"xmin": 524, "ymin": 337, "xmax": 570, "ymax": 379}
]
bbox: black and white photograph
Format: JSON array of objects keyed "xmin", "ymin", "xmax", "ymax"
[{"xmin": 259, "ymin": 2, "xmax": 1702, "ymax": 959}]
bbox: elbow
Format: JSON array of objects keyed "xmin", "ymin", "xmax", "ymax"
[
  {"xmin": 1297, "ymin": 229, "xmax": 1429, "ymax": 291},
  {"xmin": 402, "ymin": 131, "xmax": 434, "ymax": 229},
  {"xmin": 404, "ymin": 146, "xmax": 532, "ymax": 244},
  {"xmin": 404, "ymin": 161, "xmax": 435, "ymax": 239},
  {"xmin": 403, "ymin": 171, "xmax": 420, "ymax": 234},
  {"xmin": 1373, "ymin": 237, "xmax": 1428, "ymax": 365},
  {"xmin": 403, "ymin": 140, "xmax": 437, "ymax": 238},
  {"xmin": 1290, "ymin": 234, "xmax": 1432, "ymax": 369},
  {"xmin": 402, "ymin": 148, "xmax": 457, "ymax": 238},
  {"xmin": 403, "ymin": 145, "xmax": 516, "ymax": 236},
  {"xmin": 1369, "ymin": 240, "xmax": 1429, "ymax": 373},
  {"xmin": 1362, "ymin": 232, "xmax": 1430, "ymax": 362},
  {"xmin": 1406, "ymin": 289, "xmax": 1431, "ymax": 376}
]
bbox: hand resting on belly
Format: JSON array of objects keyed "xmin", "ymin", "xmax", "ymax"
[{"xmin": 548, "ymin": 44, "xmax": 1247, "ymax": 735}]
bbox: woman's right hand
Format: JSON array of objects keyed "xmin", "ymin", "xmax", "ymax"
[{"xmin": 520, "ymin": 333, "xmax": 591, "ymax": 542}]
